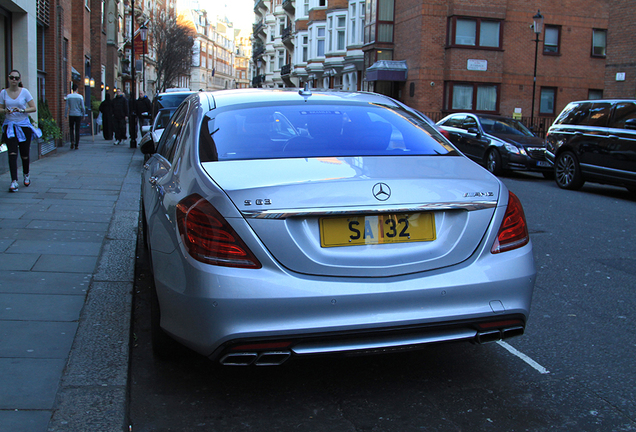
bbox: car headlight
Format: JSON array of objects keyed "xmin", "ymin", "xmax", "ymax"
[{"xmin": 503, "ymin": 142, "xmax": 522, "ymax": 154}]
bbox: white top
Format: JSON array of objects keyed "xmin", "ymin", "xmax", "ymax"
[{"xmin": 0, "ymin": 88, "xmax": 33, "ymax": 123}]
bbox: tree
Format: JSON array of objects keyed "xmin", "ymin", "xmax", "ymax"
[{"xmin": 152, "ymin": 15, "xmax": 194, "ymax": 92}]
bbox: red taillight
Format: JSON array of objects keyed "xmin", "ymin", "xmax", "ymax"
[
  {"xmin": 437, "ymin": 127, "xmax": 451, "ymax": 140},
  {"xmin": 491, "ymin": 191, "xmax": 529, "ymax": 254},
  {"xmin": 176, "ymin": 194, "xmax": 262, "ymax": 268}
]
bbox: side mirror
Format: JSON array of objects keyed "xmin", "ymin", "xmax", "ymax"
[
  {"xmin": 467, "ymin": 127, "xmax": 481, "ymax": 136},
  {"xmin": 140, "ymin": 139, "xmax": 156, "ymax": 155},
  {"xmin": 141, "ymin": 125, "xmax": 151, "ymax": 135}
]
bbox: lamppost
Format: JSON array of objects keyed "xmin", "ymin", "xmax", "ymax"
[
  {"xmin": 129, "ymin": 0, "xmax": 137, "ymax": 148},
  {"xmin": 530, "ymin": 10, "xmax": 544, "ymax": 129},
  {"xmin": 140, "ymin": 23, "xmax": 148, "ymax": 93}
]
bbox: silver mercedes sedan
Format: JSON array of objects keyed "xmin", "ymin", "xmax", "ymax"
[{"xmin": 140, "ymin": 88, "xmax": 536, "ymax": 366}]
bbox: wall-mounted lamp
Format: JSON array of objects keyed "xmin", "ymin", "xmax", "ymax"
[
  {"xmin": 84, "ymin": 76, "xmax": 90, "ymax": 86},
  {"xmin": 90, "ymin": 78, "xmax": 95, "ymax": 88}
]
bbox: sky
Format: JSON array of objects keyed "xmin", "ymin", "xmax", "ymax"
[{"xmin": 178, "ymin": 0, "xmax": 255, "ymax": 31}]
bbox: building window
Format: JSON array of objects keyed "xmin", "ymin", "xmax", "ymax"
[
  {"xmin": 364, "ymin": 0, "xmax": 394, "ymax": 44},
  {"xmin": 592, "ymin": 29, "xmax": 607, "ymax": 57},
  {"xmin": 277, "ymin": 49, "xmax": 284, "ymax": 70},
  {"xmin": 316, "ymin": 26, "xmax": 325, "ymax": 57},
  {"xmin": 349, "ymin": 1, "xmax": 364, "ymax": 45},
  {"xmin": 278, "ymin": 17, "xmax": 286, "ymax": 38},
  {"xmin": 539, "ymin": 87, "xmax": 556, "ymax": 115},
  {"xmin": 543, "ymin": 25, "xmax": 560, "ymax": 54},
  {"xmin": 300, "ymin": 34, "xmax": 308, "ymax": 62},
  {"xmin": 446, "ymin": 82, "xmax": 499, "ymax": 113},
  {"xmin": 302, "ymin": 0, "xmax": 309, "ymax": 17},
  {"xmin": 337, "ymin": 16, "xmax": 346, "ymax": 50},
  {"xmin": 449, "ymin": 17, "xmax": 501, "ymax": 49},
  {"xmin": 588, "ymin": 89, "xmax": 603, "ymax": 100}
]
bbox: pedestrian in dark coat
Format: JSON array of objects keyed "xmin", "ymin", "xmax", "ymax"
[
  {"xmin": 99, "ymin": 92, "xmax": 114, "ymax": 141},
  {"xmin": 135, "ymin": 91, "xmax": 153, "ymax": 137},
  {"xmin": 111, "ymin": 88, "xmax": 128, "ymax": 145}
]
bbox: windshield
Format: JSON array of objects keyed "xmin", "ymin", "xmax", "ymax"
[
  {"xmin": 479, "ymin": 117, "xmax": 534, "ymax": 137},
  {"xmin": 199, "ymin": 103, "xmax": 458, "ymax": 161}
]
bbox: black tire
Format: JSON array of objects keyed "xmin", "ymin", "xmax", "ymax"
[
  {"xmin": 486, "ymin": 149, "xmax": 503, "ymax": 176},
  {"xmin": 149, "ymin": 279, "xmax": 184, "ymax": 359},
  {"xmin": 555, "ymin": 151, "xmax": 584, "ymax": 190}
]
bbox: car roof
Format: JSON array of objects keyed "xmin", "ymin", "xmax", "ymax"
[
  {"xmin": 566, "ymin": 99, "xmax": 636, "ymax": 104},
  {"xmin": 198, "ymin": 88, "xmax": 401, "ymax": 109},
  {"xmin": 155, "ymin": 90, "xmax": 196, "ymax": 98}
]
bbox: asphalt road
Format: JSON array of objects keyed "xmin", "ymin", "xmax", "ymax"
[{"xmin": 128, "ymin": 172, "xmax": 636, "ymax": 432}]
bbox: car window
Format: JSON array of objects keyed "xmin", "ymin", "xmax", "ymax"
[
  {"xmin": 440, "ymin": 115, "xmax": 465, "ymax": 128},
  {"xmin": 199, "ymin": 103, "xmax": 458, "ymax": 162},
  {"xmin": 610, "ymin": 102, "xmax": 636, "ymax": 129},
  {"xmin": 587, "ymin": 102, "xmax": 611, "ymax": 127},
  {"xmin": 156, "ymin": 104, "xmax": 188, "ymax": 160},
  {"xmin": 462, "ymin": 116, "xmax": 478, "ymax": 130},
  {"xmin": 554, "ymin": 102, "xmax": 592, "ymax": 125}
]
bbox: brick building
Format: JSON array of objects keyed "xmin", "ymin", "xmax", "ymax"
[
  {"xmin": 387, "ymin": 0, "xmax": 610, "ymax": 131},
  {"xmin": 604, "ymin": 0, "xmax": 636, "ymax": 98}
]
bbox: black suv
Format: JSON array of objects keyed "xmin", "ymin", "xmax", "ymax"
[{"xmin": 545, "ymin": 99, "xmax": 636, "ymax": 193}]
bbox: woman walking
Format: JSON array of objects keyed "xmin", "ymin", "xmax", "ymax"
[
  {"xmin": 0, "ymin": 70, "xmax": 41, "ymax": 192},
  {"xmin": 99, "ymin": 92, "xmax": 114, "ymax": 141}
]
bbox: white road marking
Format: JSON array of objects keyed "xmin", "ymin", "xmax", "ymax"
[{"xmin": 497, "ymin": 341, "xmax": 550, "ymax": 374}]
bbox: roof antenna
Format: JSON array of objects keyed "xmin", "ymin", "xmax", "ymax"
[{"xmin": 299, "ymin": 82, "xmax": 312, "ymax": 97}]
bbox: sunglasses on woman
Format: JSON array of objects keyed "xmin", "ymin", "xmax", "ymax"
[{"xmin": 8, "ymin": 76, "xmax": 20, "ymax": 80}]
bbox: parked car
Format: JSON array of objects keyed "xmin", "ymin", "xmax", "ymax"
[
  {"xmin": 437, "ymin": 113, "xmax": 551, "ymax": 177},
  {"xmin": 545, "ymin": 99, "xmax": 636, "ymax": 193},
  {"xmin": 139, "ymin": 107, "xmax": 178, "ymax": 161},
  {"xmin": 151, "ymin": 89, "xmax": 196, "ymax": 120},
  {"xmin": 140, "ymin": 88, "xmax": 536, "ymax": 365}
]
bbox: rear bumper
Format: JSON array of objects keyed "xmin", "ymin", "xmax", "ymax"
[{"xmin": 151, "ymin": 240, "xmax": 536, "ymax": 363}]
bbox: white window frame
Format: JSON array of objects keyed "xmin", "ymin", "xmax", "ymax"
[
  {"xmin": 315, "ymin": 25, "xmax": 326, "ymax": 58},
  {"xmin": 349, "ymin": 1, "xmax": 365, "ymax": 46}
]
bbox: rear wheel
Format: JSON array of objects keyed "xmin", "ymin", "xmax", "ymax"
[
  {"xmin": 555, "ymin": 151, "xmax": 584, "ymax": 190},
  {"xmin": 486, "ymin": 149, "xmax": 503, "ymax": 176}
]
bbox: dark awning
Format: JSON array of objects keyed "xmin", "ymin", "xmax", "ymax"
[
  {"xmin": 71, "ymin": 67, "xmax": 81, "ymax": 81},
  {"xmin": 366, "ymin": 60, "xmax": 408, "ymax": 82}
]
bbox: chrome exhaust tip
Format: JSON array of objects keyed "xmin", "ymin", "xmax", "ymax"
[
  {"xmin": 477, "ymin": 330, "xmax": 502, "ymax": 344},
  {"xmin": 219, "ymin": 352, "xmax": 258, "ymax": 366},
  {"xmin": 502, "ymin": 326, "xmax": 525, "ymax": 339},
  {"xmin": 254, "ymin": 351, "xmax": 291, "ymax": 366}
]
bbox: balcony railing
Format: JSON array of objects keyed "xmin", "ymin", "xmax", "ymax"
[
  {"xmin": 252, "ymin": 74, "xmax": 266, "ymax": 87},
  {"xmin": 252, "ymin": 45, "xmax": 265, "ymax": 60},
  {"xmin": 253, "ymin": 19, "xmax": 264, "ymax": 35},
  {"xmin": 282, "ymin": 0, "xmax": 295, "ymax": 14},
  {"xmin": 281, "ymin": 64, "xmax": 291, "ymax": 76}
]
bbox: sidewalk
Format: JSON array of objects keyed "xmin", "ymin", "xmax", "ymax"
[{"xmin": 0, "ymin": 135, "xmax": 143, "ymax": 432}]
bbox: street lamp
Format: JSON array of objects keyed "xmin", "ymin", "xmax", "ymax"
[
  {"xmin": 140, "ymin": 23, "xmax": 148, "ymax": 93},
  {"xmin": 129, "ymin": 0, "xmax": 137, "ymax": 148},
  {"xmin": 530, "ymin": 10, "xmax": 544, "ymax": 129}
]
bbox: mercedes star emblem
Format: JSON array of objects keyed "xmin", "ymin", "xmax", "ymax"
[{"xmin": 372, "ymin": 183, "xmax": 391, "ymax": 201}]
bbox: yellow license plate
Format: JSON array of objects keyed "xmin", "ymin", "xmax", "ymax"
[{"xmin": 320, "ymin": 213, "xmax": 436, "ymax": 248}]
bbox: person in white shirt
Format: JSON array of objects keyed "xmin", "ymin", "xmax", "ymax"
[
  {"xmin": 0, "ymin": 70, "xmax": 41, "ymax": 192},
  {"xmin": 65, "ymin": 83, "xmax": 85, "ymax": 149}
]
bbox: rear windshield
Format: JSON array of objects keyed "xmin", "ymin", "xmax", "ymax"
[
  {"xmin": 199, "ymin": 103, "xmax": 457, "ymax": 161},
  {"xmin": 154, "ymin": 94, "xmax": 191, "ymax": 111}
]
